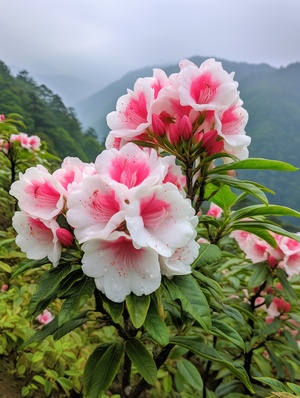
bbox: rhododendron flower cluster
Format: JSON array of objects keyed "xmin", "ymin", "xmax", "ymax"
[
  {"xmin": 232, "ymin": 230, "xmax": 300, "ymax": 277},
  {"xmin": 106, "ymin": 58, "xmax": 250, "ymax": 161},
  {"xmin": 0, "ymin": 132, "xmax": 41, "ymax": 154},
  {"xmin": 10, "ymin": 143, "xmax": 199, "ymax": 302}
]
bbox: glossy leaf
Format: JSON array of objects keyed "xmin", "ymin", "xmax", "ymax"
[
  {"xmin": 170, "ymin": 336, "xmax": 254, "ymax": 393},
  {"xmin": 164, "ymin": 275, "xmax": 211, "ymax": 331},
  {"xmin": 207, "ymin": 175, "xmax": 270, "ymax": 204},
  {"xmin": 248, "ymin": 263, "xmax": 270, "ymax": 289},
  {"xmin": 84, "ymin": 342, "xmax": 124, "ymax": 398},
  {"xmin": 177, "ymin": 358, "xmax": 203, "ymax": 391},
  {"xmin": 101, "ymin": 293, "xmax": 124, "ymax": 324},
  {"xmin": 58, "ymin": 277, "xmax": 95, "ymax": 326},
  {"xmin": 194, "ymin": 244, "xmax": 223, "ymax": 267},
  {"xmin": 253, "ymin": 377, "xmax": 288, "ymax": 392},
  {"xmin": 208, "ymin": 158, "xmax": 298, "ymax": 173},
  {"xmin": 144, "ymin": 299, "xmax": 169, "ymax": 345},
  {"xmin": 211, "ymin": 319, "xmax": 245, "ymax": 350},
  {"xmin": 230, "ymin": 204, "xmax": 300, "ymax": 222},
  {"xmin": 205, "ymin": 183, "xmax": 237, "ymax": 211},
  {"xmin": 126, "ymin": 294, "xmax": 150, "ymax": 329},
  {"xmin": 125, "ymin": 337, "xmax": 157, "ymax": 385},
  {"xmin": 27, "ymin": 264, "xmax": 76, "ymax": 318}
]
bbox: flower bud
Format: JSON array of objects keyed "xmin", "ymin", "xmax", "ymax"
[{"xmin": 56, "ymin": 227, "xmax": 74, "ymax": 247}]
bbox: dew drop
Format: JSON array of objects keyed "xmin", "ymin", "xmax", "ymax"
[{"xmin": 113, "ymin": 282, "xmax": 121, "ymax": 292}]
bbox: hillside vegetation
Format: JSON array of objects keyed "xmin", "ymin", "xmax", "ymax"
[{"xmin": 0, "ymin": 61, "xmax": 104, "ymax": 162}]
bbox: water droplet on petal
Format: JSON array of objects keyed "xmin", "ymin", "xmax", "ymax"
[{"xmin": 113, "ymin": 282, "xmax": 121, "ymax": 292}]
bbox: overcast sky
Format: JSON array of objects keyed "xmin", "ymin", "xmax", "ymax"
[{"xmin": 1, "ymin": 0, "xmax": 300, "ymax": 87}]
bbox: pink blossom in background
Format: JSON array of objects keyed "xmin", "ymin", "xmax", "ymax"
[
  {"xmin": 0, "ymin": 114, "xmax": 5, "ymax": 121},
  {"xmin": 10, "ymin": 165, "xmax": 65, "ymax": 220},
  {"xmin": 36, "ymin": 309, "xmax": 54, "ymax": 325},
  {"xmin": 1, "ymin": 284, "xmax": 8, "ymax": 292},
  {"xmin": 232, "ymin": 229, "xmax": 300, "ymax": 278},
  {"xmin": 12, "ymin": 211, "xmax": 62, "ymax": 266},
  {"xmin": 10, "ymin": 133, "xmax": 41, "ymax": 151},
  {"xmin": 207, "ymin": 202, "xmax": 223, "ymax": 218},
  {"xmin": 266, "ymin": 297, "xmax": 291, "ymax": 323}
]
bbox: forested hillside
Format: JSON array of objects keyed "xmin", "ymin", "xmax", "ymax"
[
  {"xmin": 0, "ymin": 61, "xmax": 104, "ymax": 162},
  {"xmin": 75, "ymin": 57, "xmax": 300, "ymax": 226}
]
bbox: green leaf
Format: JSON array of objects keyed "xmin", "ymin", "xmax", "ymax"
[
  {"xmin": 144, "ymin": 299, "xmax": 169, "ymax": 345},
  {"xmin": 194, "ymin": 243, "xmax": 222, "ymax": 267},
  {"xmin": 222, "ymin": 304, "xmax": 246, "ymax": 325},
  {"xmin": 56, "ymin": 377, "xmax": 73, "ymax": 395},
  {"xmin": 248, "ymin": 263, "xmax": 270, "ymax": 289},
  {"xmin": 211, "ymin": 319, "xmax": 245, "ymax": 350},
  {"xmin": 230, "ymin": 204, "xmax": 300, "ymax": 222},
  {"xmin": 21, "ymin": 317, "xmax": 59, "ymax": 349},
  {"xmin": 286, "ymin": 382, "xmax": 300, "ymax": 395},
  {"xmin": 208, "ymin": 158, "xmax": 298, "ymax": 173},
  {"xmin": 84, "ymin": 342, "xmax": 124, "ymax": 398},
  {"xmin": 207, "ymin": 175, "xmax": 270, "ymax": 204},
  {"xmin": 126, "ymin": 294, "xmax": 150, "ymax": 328},
  {"xmin": 177, "ymin": 358, "xmax": 203, "ymax": 391},
  {"xmin": 28, "ymin": 264, "xmax": 76, "ymax": 318},
  {"xmin": 12, "ymin": 257, "xmax": 50, "ymax": 278},
  {"xmin": 0, "ymin": 261, "xmax": 11, "ymax": 273},
  {"xmin": 101, "ymin": 293, "xmax": 124, "ymax": 324},
  {"xmin": 192, "ymin": 269, "xmax": 223, "ymax": 299},
  {"xmin": 276, "ymin": 268, "xmax": 298, "ymax": 303},
  {"xmin": 170, "ymin": 336, "xmax": 254, "ymax": 393},
  {"xmin": 253, "ymin": 377, "xmax": 288, "ymax": 392},
  {"xmin": 205, "ymin": 184, "xmax": 237, "ymax": 211},
  {"xmin": 54, "ymin": 311, "xmax": 89, "ymax": 340},
  {"xmin": 164, "ymin": 274, "xmax": 211, "ymax": 331},
  {"xmin": 58, "ymin": 277, "xmax": 95, "ymax": 326},
  {"xmin": 125, "ymin": 337, "xmax": 157, "ymax": 385}
]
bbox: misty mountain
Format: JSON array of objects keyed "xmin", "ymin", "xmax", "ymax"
[
  {"xmin": 74, "ymin": 57, "xmax": 300, "ymax": 225},
  {"xmin": 7, "ymin": 63, "xmax": 99, "ymax": 106}
]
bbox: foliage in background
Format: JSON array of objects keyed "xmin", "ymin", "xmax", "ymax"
[{"xmin": 0, "ymin": 61, "xmax": 104, "ymax": 163}]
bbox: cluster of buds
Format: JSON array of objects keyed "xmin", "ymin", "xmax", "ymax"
[{"xmin": 106, "ymin": 58, "xmax": 250, "ymax": 164}]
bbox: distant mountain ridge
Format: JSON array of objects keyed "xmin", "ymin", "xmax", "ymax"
[{"xmin": 74, "ymin": 56, "xmax": 300, "ymax": 225}]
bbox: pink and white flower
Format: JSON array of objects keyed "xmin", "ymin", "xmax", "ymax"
[
  {"xmin": 66, "ymin": 175, "xmax": 128, "ymax": 243},
  {"xmin": 10, "ymin": 165, "xmax": 65, "ymax": 220},
  {"xmin": 126, "ymin": 183, "xmax": 197, "ymax": 257},
  {"xmin": 81, "ymin": 232, "xmax": 161, "ymax": 302},
  {"xmin": 95, "ymin": 143, "xmax": 166, "ymax": 189},
  {"xmin": 12, "ymin": 211, "xmax": 62, "ymax": 266}
]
